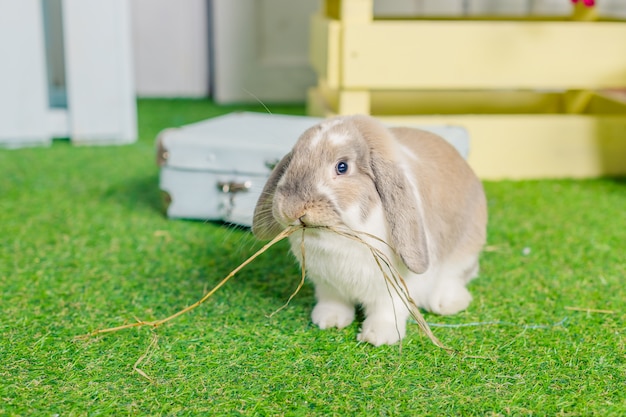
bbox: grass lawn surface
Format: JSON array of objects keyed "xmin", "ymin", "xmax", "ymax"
[{"xmin": 1, "ymin": 99, "xmax": 625, "ymax": 416}]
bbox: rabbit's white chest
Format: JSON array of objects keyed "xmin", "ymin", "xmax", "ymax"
[{"xmin": 288, "ymin": 205, "xmax": 394, "ymax": 305}]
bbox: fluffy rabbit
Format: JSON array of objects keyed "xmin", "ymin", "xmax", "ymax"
[{"xmin": 252, "ymin": 115, "xmax": 487, "ymax": 346}]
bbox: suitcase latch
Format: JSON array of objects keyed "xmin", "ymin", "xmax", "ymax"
[
  {"xmin": 217, "ymin": 181, "xmax": 252, "ymax": 194},
  {"xmin": 217, "ymin": 180, "xmax": 252, "ymax": 220}
]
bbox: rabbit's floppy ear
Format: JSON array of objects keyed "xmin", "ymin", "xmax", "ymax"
[
  {"xmin": 353, "ymin": 117, "xmax": 430, "ymax": 274},
  {"xmin": 252, "ymin": 151, "xmax": 292, "ymax": 240}
]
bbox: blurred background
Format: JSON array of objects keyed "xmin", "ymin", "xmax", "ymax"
[
  {"xmin": 137, "ymin": 0, "xmax": 626, "ymax": 102},
  {"xmin": 2, "ymin": 0, "xmax": 626, "ymax": 161}
]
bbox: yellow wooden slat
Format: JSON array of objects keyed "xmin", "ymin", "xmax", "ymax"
[
  {"xmin": 341, "ymin": 20, "xmax": 626, "ymax": 90},
  {"xmin": 411, "ymin": 115, "xmax": 626, "ymax": 179},
  {"xmin": 369, "ymin": 90, "xmax": 564, "ymax": 115}
]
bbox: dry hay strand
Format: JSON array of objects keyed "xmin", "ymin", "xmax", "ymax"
[
  {"xmin": 133, "ymin": 331, "xmax": 159, "ymax": 381},
  {"xmin": 268, "ymin": 228, "xmax": 307, "ymax": 319},
  {"xmin": 77, "ymin": 226, "xmax": 299, "ymax": 339},
  {"xmin": 564, "ymin": 306, "xmax": 615, "ymax": 314},
  {"xmin": 77, "ymin": 224, "xmax": 448, "ymax": 352}
]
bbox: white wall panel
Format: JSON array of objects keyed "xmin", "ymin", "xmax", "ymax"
[
  {"xmin": 131, "ymin": 0, "xmax": 210, "ymax": 97},
  {"xmin": 63, "ymin": 0, "xmax": 137, "ymax": 144},
  {"xmin": 0, "ymin": 0, "xmax": 51, "ymax": 147}
]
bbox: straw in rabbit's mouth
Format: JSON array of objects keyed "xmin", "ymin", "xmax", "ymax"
[{"xmin": 77, "ymin": 224, "xmax": 448, "ymax": 351}]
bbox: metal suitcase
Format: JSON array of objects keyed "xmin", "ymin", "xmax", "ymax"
[{"xmin": 156, "ymin": 112, "xmax": 470, "ymax": 227}]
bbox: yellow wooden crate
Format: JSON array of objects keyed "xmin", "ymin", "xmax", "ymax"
[
  {"xmin": 307, "ymin": 0, "xmax": 626, "ymax": 179},
  {"xmin": 309, "ymin": 87, "xmax": 626, "ymax": 179}
]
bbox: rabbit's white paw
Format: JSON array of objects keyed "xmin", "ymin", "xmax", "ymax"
[
  {"xmin": 311, "ymin": 301, "xmax": 355, "ymax": 329},
  {"xmin": 427, "ymin": 283, "xmax": 472, "ymax": 316},
  {"xmin": 357, "ymin": 318, "xmax": 406, "ymax": 346}
]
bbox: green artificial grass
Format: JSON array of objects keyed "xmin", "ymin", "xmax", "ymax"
[{"xmin": 1, "ymin": 99, "xmax": 624, "ymax": 416}]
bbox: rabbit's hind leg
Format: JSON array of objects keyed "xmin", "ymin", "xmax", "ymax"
[{"xmin": 416, "ymin": 254, "xmax": 479, "ymax": 316}]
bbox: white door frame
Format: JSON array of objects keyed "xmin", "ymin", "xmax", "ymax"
[{"xmin": 0, "ymin": 0, "xmax": 137, "ymax": 147}]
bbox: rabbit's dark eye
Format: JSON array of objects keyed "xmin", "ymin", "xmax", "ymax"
[{"xmin": 336, "ymin": 161, "xmax": 348, "ymax": 175}]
